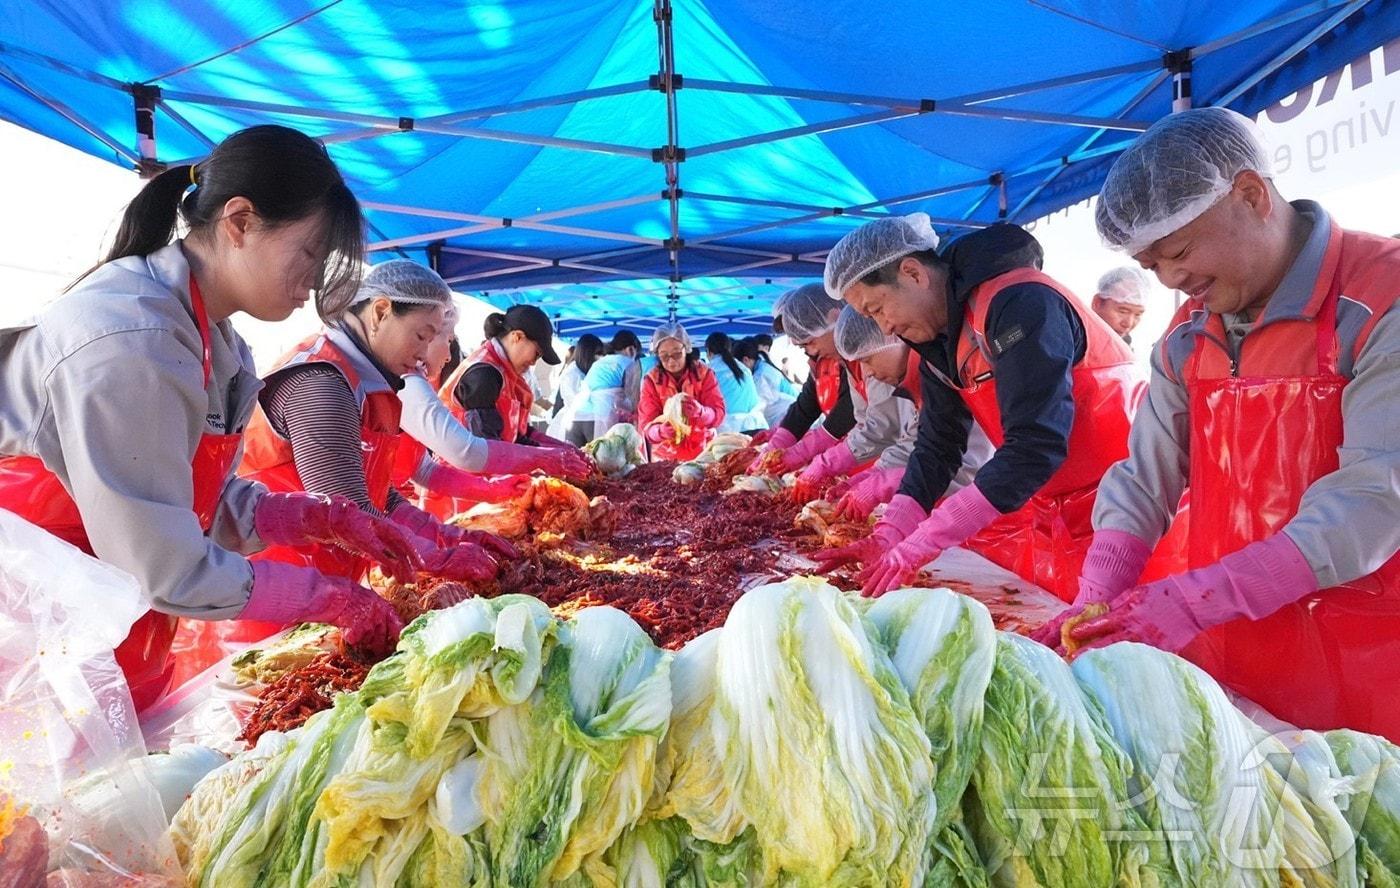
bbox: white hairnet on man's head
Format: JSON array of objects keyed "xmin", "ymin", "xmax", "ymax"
[
  {"xmin": 1096, "ymin": 107, "xmax": 1273, "ymax": 256},
  {"xmin": 834, "ymin": 305, "xmax": 902, "ymax": 362},
  {"xmin": 823, "ymin": 212, "xmax": 940, "ymax": 300},
  {"xmin": 650, "ymin": 322, "xmax": 691, "ymax": 354},
  {"xmin": 1095, "ymin": 266, "xmax": 1152, "ymax": 306},
  {"xmin": 773, "ymin": 282, "xmax": 840, "ymax": 343},
  {"xmin": 352, "ymin": 259, "xmax": 454, "ymax": 306}
]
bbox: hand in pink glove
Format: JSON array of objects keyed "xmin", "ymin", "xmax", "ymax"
[
  {"xmin": 424, "ymin": 461, "xmax": 532, "ymax": 504},
  {"xmin": 791, "ymin": 442, "xmax": 857, "ymax": 504},
  {"xmin": 644, "ymin": 420, "xmax": 673, "ymax": 445},
  {"xmin": 391, "ymin": 502, "xmax": 519, "ymax": 562},
  {"xmin": 681, "ymin": 395, "xmax": 720, "ymax": 429},
  {"xmin": 811, "ymin": 493, "xmax": 927, "ymax": 573},
  {"xmin": 480, "ymin": 439, "xmax": 594, "ymax": 479},
  {"xmin": 243, "ymin": 560, "xmax": 404, "ymax": 655},
  {"xmin": 860, "ymin": 483, "xmax": 1002, "ymax": 597},
  {"xmin": 418, "ymin": 543, "xmax": 501, "ymax": 584},
  {"xmin": 255, "ymin": 493, "xmax": 422, "ymax": 583},
  {"xmin": 757, "ymin": 427, "xmax": 798, "ymax": 456},
  {"xmin": 779, "ymin": 426, "xmax": 839, "ymax": 473},
  {"xmin": 1030, "ymin": 530, "xmax": 1152, "ymax": 646},
  {"xmin": 1063, "ymin": 533, "xmax": 1317, "ymax": 657},
  {"xmin": 834, "ymin": 466, "xmax": 904, "ymax": 521}
]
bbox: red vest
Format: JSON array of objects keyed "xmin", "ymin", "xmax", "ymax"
[
  {"xmin": 240, "ymin": 330, "xmax": 403, "ymax": 580},
  {"xmin": 440, "ymin": 340, "xmax": 533, "ymax": 443},
  {"xmin": 1175, "ymin": 225, "xmax": 1400, "ymax": 740},
  {"xmin": 644, "ymin": 364, "xmax": 718, "ymax": 461}
]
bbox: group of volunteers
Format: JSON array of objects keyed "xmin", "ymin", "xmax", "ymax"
[
  {"xmin": 546, "ymin": 325, "xmax": 799, "ymax": 461},
  {"xmin": 0, "ymin": 105, "xmax": 1393, "ymax": 741}
]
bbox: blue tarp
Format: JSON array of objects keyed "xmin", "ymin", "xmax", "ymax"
[{"xmin": 3, "ymin": 0, "xmax": 1398, "ymax": 337}]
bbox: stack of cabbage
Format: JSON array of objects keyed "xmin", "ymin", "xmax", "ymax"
[
  {"xmin": 672, "ymin": 433, "xmax": 752, "ymax": 486},
  {"xmin": 169, "ymin": 578, "xmax": 1400, "ymax": 888}
]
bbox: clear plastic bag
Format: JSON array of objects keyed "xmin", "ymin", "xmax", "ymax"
[{"xmin": 0, "ymin": 509, "xmax": 181, "ymax": 884}]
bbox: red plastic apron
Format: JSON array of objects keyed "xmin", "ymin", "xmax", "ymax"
[
  {"xmin": 950, "ymin": 267, "xmax": 1184, "ymax": 602},
  {"xmin": 0, "ymin": 275, "xmax": 241, "ymax": 713},
  {"xmin": 813, "ymin": 356, "xmax": 844, "ymax": 413},
  {"xmin": 645, "ymin": 366, "xmax": 716, "ymax": 462},
  {"xmin": 1181, "ymin": 285, "xmax": 1400, "ymax": 740}
]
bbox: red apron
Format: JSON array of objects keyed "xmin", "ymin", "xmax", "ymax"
[
  {"xmin": 240, "ymin": 331, "xmax": 404, "ymax": 582},
  {"xmin": 813, "ymin": 356, "xmax": 844, "ymax": 413},
  {"xmin": 644, "ymin": 365, "xmax": 718, "ymax": 462},
  {"xmin": 1179, "ymin": 242, "xmax": 1400, "ymax": 739},
  {"xmin": 952, "ymin": 267, "xmax": 1183, "ymax": 602},
  {"xmin": 0, "ymin": 275, "xmax": 241, "ymax": 713},
  {"xmin": 439, "ymin": 340, "xmax": 534, "ymax": 443}
]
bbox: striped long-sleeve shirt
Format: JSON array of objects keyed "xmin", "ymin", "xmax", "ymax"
[{"xmin": 262, "ymin": 363, "xmax": 406, "ymax": 517}]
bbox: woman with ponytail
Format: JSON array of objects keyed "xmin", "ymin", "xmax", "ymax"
[
  {"xmin": 440, "ymin": 305, "xmax": 590, "ymax": 462},
  {"xmin": 0, "ymin": 125, "xmax": 409, "ymax": 711},
  {"xmin": 704, "ymin": 332, "xmax": 767, "ymax": 434},
  {"xmin": 736, "ymin": 336, "xmax": 798, "ymax": 429}
]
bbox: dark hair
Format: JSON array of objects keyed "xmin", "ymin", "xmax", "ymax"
[
  {"xmin": 440, "ymin": 335, "xmax": 463, "ymax": 382},
  {"xmin": 484, "ymin": 313, "xmax": 509, "ymax": 338},
  {"xmin": 753, "ymin": 333, "xmax": 774, "ymax": 349},
  {"xmin": 704, "ymin": 332, "xmax": 746, "ymax": 381},
  {"xmin": 858, "ymin": 248, "xmax": 944, "ymax": 288},
  {"xmin": 574, "ymin": 333, "xmax": 605, "ymax": 375},
  {"xmin": 736, "ymin": 336, "xmax": 779, "ymax": 372},
  {"xmin": 90, "ymin": 125, "xmax": 364, "ymax": 318},
  {"xmin": 609, "ymin": 330, "xmax": 641, "ymax": 355}
]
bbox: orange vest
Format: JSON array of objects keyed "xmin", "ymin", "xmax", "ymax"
[
  {"xmin": 439, "ymin": 339, "xmax": 533, "ymax": 443},
  {"xmin": 957, "ymin": 267, "xmax": 1142, "ymax": 498},
  {"xmin": 241, "ymin": 329, "xmax": 403, "ymax": 514}
]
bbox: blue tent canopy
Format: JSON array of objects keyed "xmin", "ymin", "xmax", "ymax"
[{"xmin": 4, "ymin": 0, "xmax": 1397, "ymax": 338}]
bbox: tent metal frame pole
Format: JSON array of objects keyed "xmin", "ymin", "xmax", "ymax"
[
  {"xmin": 960, "ymin": 184, "xmax": 1000, "ymax": 220},
  {"xmin": 681, "ymin": 58, "xmax": 1161, "ymax": 110},
  {"xmin": 445, "ymin": 262, "xmax": 555, "ymax": 284},
  {"xmin": 156, "ymin": 100, "xmax": 217, "ymax": 149},
  {"xmin": 848, "ymin": 175, "xmax": 1002, "ymax": 212},
  {"xmin": 690, "ymin": 243, "xmax": 791, "ymax": 260},
  {"xmin": 1008, "ymin": 70, "xmax": 1170, "ymax": 220},
  {"xmin": 703, "ymin": 258, "xmax": 792, "ymax": 276},
  {"xmin": 158, "ymin": 88, "xmax": 651, "ymax": 157},
  {"xmin": 935, "ymin": 104, "xmax": 1151, "ymax": 131},
  {"xmin": 683, "ymin": 190, "xmax": 888, "ymax": 218},
  {"xmin": 1213, "ymin": 0, "xmax": 1374, "ymax": 107},
  {"xmin": 564, "ymin": 244, "xmax": 659, "ymax": 264},
  {"xmin": 367, "ymin": 194, "xmax": 660, "ymax": 250},
  {"xmin": 1193, "ymin": 0, "xmax": 1364, "ymax": 56},
  {"xmin": 321, "ymin": 81, "xmax": 653, "ymax": 144},
  {"xmin": 363, "ymin": 200, "xmax": 663, "ymax": 246},
  {"xmin": 686, "ymin": 107, "xmax": 925, "ymax": 158},
  {"xmin": 0, "ymin": 63, "xmax": 138, "ymax": 164},
  {"xmin": 369, "ymin": 223, "xmax": 500, "ymax": 250},
  {"xmin": 0, "ymin": 41, "xmax": 130, "ymax": 90},
  {"xmin": 557, "ymin": 260, "xmax": 656, "ymax": 275},
  {"xmin": 655, "ymin": 0, "xmax": 683, "ymax": 285}
]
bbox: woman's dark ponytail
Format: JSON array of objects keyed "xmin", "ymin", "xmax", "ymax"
[
  {"xmin": 484, "ymin": 312, "xmax": 509, "ymax": 339},
  {"xmin": 705, "ymin": 332, "xmax": 745, "ymax": 381},
  {"xmin": 82, "ymin": 125, "xmax": 364, "ymax": 318}
]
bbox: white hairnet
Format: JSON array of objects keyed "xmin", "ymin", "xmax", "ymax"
[
  {"xmin": 834, "ymin": 305, "xmax": 902, "ymax": 362},
  {"xmin": 650, "ymin": 322, "xmax": 691, "ymax": 353},
  {"xmin": 1096, "ymin": 107, "xmax": 1273, "ymax": 256},
  {"xmin": 773, "ymin": 282, "xmax": 840, "ymax": 343},
  {"xmin": 823, "ymin": 212, "xmax": 940, "ymax": 300},
  {"xmin": 351, "ymin": 259, "xmax": 454, "ymax": 306},
  {"xmin": 1095, "ymin": 266, "xmax": 1152, "ymax": 306}
]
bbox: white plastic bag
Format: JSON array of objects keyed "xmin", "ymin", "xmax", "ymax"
[{"xmin": 0, "ymin": 509, "xmax": 181, "ymax": 883}]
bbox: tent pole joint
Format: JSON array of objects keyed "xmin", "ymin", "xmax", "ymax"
[
  {"xmin": 398, "ymin": 117, "xmax": 414, "ymax": 131},
  {"xmin": 649, "ymin": 72, "xmax": 684, "ymax": 91},
  {"xmin": 1164, "ymin": 49, "xmax": 1194, "ymax": 111},
  {"xmin": 132, "ymin": 82, "xmax": 162, "ymax": 178},
  {"xmin": 652, "ymin": 146, "xmax": 686, "ymax": 163}
]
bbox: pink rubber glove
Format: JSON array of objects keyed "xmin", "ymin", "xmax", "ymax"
[
  {"xmin": 760, "ymin": 427, "xmax": 798, "ymax": 454},
  {"xmin": 1031, "ymin": 530, "xmax": 1152, "ymax": 645},
  {"xmin": 835, "ymin": 466, "xmax": 904, "ymax": 521},
  {"xmin": 390, "ymin": 502, "xmax": 519, "ymax": 561},
  {"xmin": 644, "ymin": 420, "xmax": 673, "ymax": 445},
  {"xmin": 1064, "ymin": 533, "xmax": 1318, "ymax": 657},
  {"xmin": 812, "ymin": 493, "xmax": 927, "ymax": 572},
  {"xmin": 779, "ymin": 426, "xmax": 839, "ymax": 472},
  {"xmin": 792, "ymin": 442, "xmax": 858, "ymax": 503},
  {"xmin": 243, "ymin": 560, "xmax": 404, "ymax": 654},
  {"xmin": 423, "ymin": 461, "xmax": 532, "ymax": 504},
  {"xmin": 860, "ymin": 483, "xmax": 1002, "ymax": 597},
  {"xmin": 255, "ymin": 493, "xmax": 421, "ymax": 583},
  {"xmin": 480, "ymin": 440, "xmax": 592, "ymax": 479}
]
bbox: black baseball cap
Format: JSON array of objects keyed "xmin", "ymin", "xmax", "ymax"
[{"xmin": 501, "ymin": 304, "xmax": 560, "ymax": 365}]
